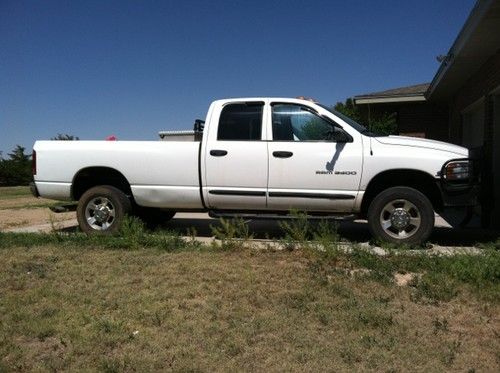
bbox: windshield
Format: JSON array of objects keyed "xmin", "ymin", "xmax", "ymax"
[{"xmin": 317, "ymin": 103, "xmax": 384, "ymax": 137}]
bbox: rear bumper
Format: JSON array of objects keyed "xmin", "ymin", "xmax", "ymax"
[{"xmin": 29, "ymin": 182, "xmax": 40, "ymax": 198}]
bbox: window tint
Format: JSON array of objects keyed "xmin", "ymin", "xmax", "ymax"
[
  {"xmin": 272, "ymin": 104, "xmax": 347, "ymax": 142},
  {"xmin": 217, "ymin": 103, "xmax": 263, "ymax": 141}
]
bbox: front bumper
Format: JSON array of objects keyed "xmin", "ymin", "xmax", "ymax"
[
  {"xmin": 29, "ymin": 182, "xmax": 40, "ymax": 198},
  {"xmin": 438, "ymin": 182, "xmax": 479, "ymax": 207},
  {"xmin": 437, "ymin": 157, "xmax": 480, "ymax": 208}
]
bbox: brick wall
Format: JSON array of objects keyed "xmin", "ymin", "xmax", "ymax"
[
  {"xmin": 358, "ymin": 102, "xmax": 449, "ymax": 140},
  {"xmin": 397, "ymin": 103, "xmax": 448, "ymax": 140},
  {"xmin": 448, "ymin": 49, "xmax": 500, "ymax": 228},
  {"xmin": 449, "ymin": 49, "xmax": 500, "ymax": 143}
]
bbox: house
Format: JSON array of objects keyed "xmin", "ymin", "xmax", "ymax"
[
  {"xmin": 354, "ymin": 0, "xmax": 500, "ymax": 228},
  {"xmin": 354, "ymin": 83, "xmax": 449, "ymax": 140}
]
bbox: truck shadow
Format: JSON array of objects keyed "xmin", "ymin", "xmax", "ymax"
[
  {"xmin": 162, "ymin": 216, "xmax": 499, "ymax": 247},
  {"xmin": 56, "ymin": 215, "xmax": 498, "ymax": 247},
  {"xmin": 163, "ymin": 217, "xmax": 372, "ymax": 241},
  {"xmin": 429, "ymin": 226, "xmax": 499, "ymax": 247}
]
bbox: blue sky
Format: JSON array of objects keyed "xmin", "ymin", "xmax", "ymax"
[{"xmin": 1, "ymin": 0, "xmax": 475, "ymax": 155}]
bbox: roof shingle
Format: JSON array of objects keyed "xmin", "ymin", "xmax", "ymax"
[{"xmin": 355, "ymin": 83, "xmax": 430, "ymax": 99}]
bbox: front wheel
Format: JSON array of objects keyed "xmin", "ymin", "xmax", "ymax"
[
  {"xmin": 367, "ymin": 187, "xmax": 435, "ymax": 246},
  {"xmin": 76, "ymin": 185, "xmax": 131, "ymax": 234}
]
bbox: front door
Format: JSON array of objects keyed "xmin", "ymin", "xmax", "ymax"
[
  {"xmin": 267, "ymin": 103, "xmax": 362, "ymax": 212},
  {"xmin": 204, "ymin": 101, "xmax": 268, "ymax": 210}
]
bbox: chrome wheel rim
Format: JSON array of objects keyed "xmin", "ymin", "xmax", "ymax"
[
  {"xmin": 379, "ymin": 199, "xmax": 421, "ymax": 239},
  {"xmin": 84, "ymin": 197, "xmax": 116, "ymax": 231}
]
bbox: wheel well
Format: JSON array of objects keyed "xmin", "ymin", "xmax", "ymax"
[
  {"xmin": 360, "ymin": 169, "xmax": 443, "ymax": 215},
  {"xmin": 72, "ymin": 167, "xmax": 132, "ymax": 201}
]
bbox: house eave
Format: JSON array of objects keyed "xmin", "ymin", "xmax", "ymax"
[
  {"xmin": 354, "ymin": 95, "xmax": 426, "ymax": 105},
  {"xmin": 427, "ymin": 0, "xmax": 500, "ymax": 100}
]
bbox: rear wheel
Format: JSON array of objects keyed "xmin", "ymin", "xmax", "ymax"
[
  {"xmin": 77, "ymin": 185, "xmax": 131, "ymax": 234},
  {"xmin": 367, "ymin": 187, "xmax": 434, "ymax": 246}
]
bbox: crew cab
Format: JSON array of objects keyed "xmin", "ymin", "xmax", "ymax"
[{"xmin": 31, "ymin": 98, "xmax": 479, "ymax": 245}]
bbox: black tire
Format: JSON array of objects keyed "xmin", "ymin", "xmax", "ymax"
[
  {"xmin": 76, "ymin": 185, "xmax": 131, "ymax": 234},
  {"xmin": 367, "ymin": 186, "xmax": 435, "ymax": 246},
  {"xmin": 134, "ymin": 207, "xmax": 176, "ymax": 227}
]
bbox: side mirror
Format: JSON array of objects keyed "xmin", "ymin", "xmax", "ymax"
[{"xmin": 334, "ymin": 130, "xmax": 353, "ymax": 143}]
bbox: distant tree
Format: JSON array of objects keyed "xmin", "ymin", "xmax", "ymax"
[
  {"xmin": 370, "ymin": 112, "xmax": 397, "ymax": 136},
  {"xmin": 334, "ymin": 98, "xmax": 363, "ymax": 123},
  {"xmin": 0, "ymin": 145, "xmax": 33, "ymax": 186},
  {"xmin": 333, "ymin": 98, "xmax": 397, "ymax": 136},
  {"xmin": 51, "ymin": 134, "xmax": 79, "ymax": 140},
  {"xmin": 8, "ymin": 145, "xmax": 31, "ymax": 163}
]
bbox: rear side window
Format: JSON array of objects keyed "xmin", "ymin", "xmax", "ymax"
[{"xmin": 217, "ymin": 103, "xmax": 263, "ymax": 141}]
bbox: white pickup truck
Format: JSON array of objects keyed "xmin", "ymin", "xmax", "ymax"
[{"xmin": 31, "ymin": 97, "xmax": 478, "ymax": 244}]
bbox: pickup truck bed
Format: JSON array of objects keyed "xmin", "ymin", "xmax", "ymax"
[{"xmin": 34, "ymin": 140, "xmax": 203, "ymax": 209}]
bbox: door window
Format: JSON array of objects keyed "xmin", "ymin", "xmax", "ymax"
[
  {"xmin": 217, "ymin": 103, "xmax": 263, "ymax": 141},
  {"xmin": 272, "ymin": 104, "xmax": 348, "ymax": 142}
]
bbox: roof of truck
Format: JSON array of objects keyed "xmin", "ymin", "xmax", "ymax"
[{"xmin": 213, "ymin": 97, "xmax": 319, "ymax": 105}]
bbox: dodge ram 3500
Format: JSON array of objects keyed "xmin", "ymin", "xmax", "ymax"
[{"xmin": 31, "ymin": 98, "xmax": 479, "ymax": 245}]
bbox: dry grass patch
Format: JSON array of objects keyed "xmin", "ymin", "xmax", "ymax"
[
  {"xmin": 0, "ymin": 186, "xmax": 66, "ymax": 210},
  {"xmin": 0, "ymin": 209, "xmax": 74, "ymax": 231},
  {"xmin": 0, "ymin": 186, "xmax": 74, "ymax": 231},
  {"xmin": 0, "ymin": 186, "xmax": 31, "ymax": 200},
  {"xmin": 0, "ymin": 243, "xmax": 498, "ymax": 372}
]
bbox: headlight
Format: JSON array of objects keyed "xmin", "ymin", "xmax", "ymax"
[{"xmin": 443, "ymin": 160, "xmax": 471, "ymax": 181}]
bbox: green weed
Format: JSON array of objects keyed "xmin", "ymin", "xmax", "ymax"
[
  {"xmin": 279, "ymin": 210, "xmax": 311, "ymax": 248},
  {"xmin": 410, "ymin": 273, "xmax": 460, "ymax": 304},
  {"xmin": 210, "ymin": 217, "xmax": 253, "ymax": 250}
]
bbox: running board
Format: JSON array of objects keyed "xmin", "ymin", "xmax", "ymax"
[{"xmin": 209, "ymin": 210, "xmax": 356, "ymax": 221}]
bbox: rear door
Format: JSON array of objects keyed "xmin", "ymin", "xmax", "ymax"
[
  {"xmin": 203, "ymin": 101, "xmax": 268, "ymax": 209},
  {"xmin": 267, "ymin": 102, "xmax": 362, "ymax": 212}
]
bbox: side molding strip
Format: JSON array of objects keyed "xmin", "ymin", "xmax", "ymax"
[
  {"xmin": 209, "ymin": 190, "xmax": 266, "ymax": 196},
  {"xmin": 268, "ymin": 192, "xmax": 355, "ymax": 200}
]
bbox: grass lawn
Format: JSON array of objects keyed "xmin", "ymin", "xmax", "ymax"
[
  {"xmin": 0, "ymin": 230, "xmax": 499, "ymax": 371},
  {"xmin": 0, "ymin": 186, "xmax": 31, "ymax": 200},
  {"xmin": 0, "ymin": 186, "xmax": 69, "ymax": 211}
]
